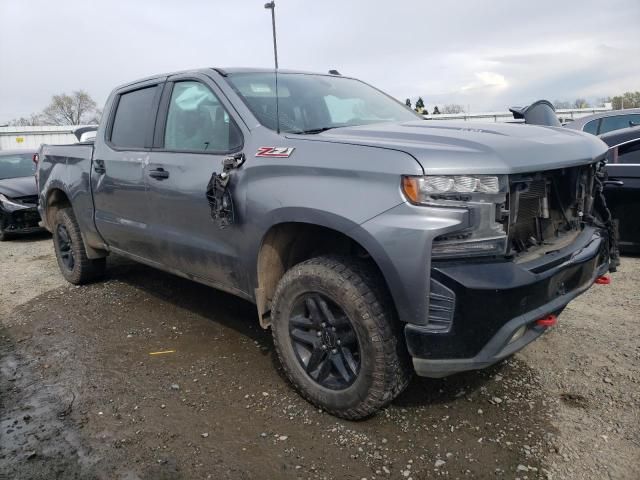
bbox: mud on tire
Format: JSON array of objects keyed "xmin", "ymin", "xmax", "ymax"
[
  {"xmin": 271, "ymin": 255, "xmax": 412, "ymax": 420},
  {"xmin": 52, "ymin": 207, "xmax": 106, "ymax": 284}
]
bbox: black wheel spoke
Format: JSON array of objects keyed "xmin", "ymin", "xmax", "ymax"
[
  {"xmin": 290, "ymin": 328, "xmax": 318, "ymax": 346},
  {"xmin": 289, "ymin": 314, "xmax": 314, "ymax": 329},
  {"xmin": 316, "ymin": 296, "xmax": 337, "ymax": 325},
  {"xmin": 306, "ymin": 347, "xmax": 326, "ymax": 374},
  {"xmin": 315, "ymin": 357, "xmax": 332, "ymax": 382},
  {"xmin": 340, "ymin": 346, "xmax": 359, "ymax": 375},
  {"xmin": 305, "ymin": 297, "xmax": 324, "ymax": 327},
  {"xmin": 331, "ymin": 352, "xmax": 353, "ymax": 383}
]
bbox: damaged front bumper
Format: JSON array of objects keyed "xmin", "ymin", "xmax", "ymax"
[
  {"xmin": 407, "ymin": 226, "xmax": 610, "ymax": 377},
  {"xmin": 0, "ymin": 205, "xmax": 44, "ymax": 235}
]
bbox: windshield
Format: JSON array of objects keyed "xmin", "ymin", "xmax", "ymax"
[
  {"xmin": 225, "ymin": 72, "xmax": 419, "ymax": 134},
  {"xmin": 0, "ymin": 152, "xmax": 35, "ymax": 180}
]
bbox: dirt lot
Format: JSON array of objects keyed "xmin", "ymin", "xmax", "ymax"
[{"xmin": 1, "ymin": 236, "xmax": 638, "ymax": 479}]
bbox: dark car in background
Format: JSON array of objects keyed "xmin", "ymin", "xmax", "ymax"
[
  {"xmin": 599, "ymin": 127, "xmax": 640, "ymax": 252},
  {"xmin": 564, "ymin": 108, "xmax": 640, "ymax": 135},
  {"xmin": 0, "ymin": 150, "xmax": 43, "ymax": 241}
]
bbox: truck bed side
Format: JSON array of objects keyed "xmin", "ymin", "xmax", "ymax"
[{"xmin": 37, "ymin": 142, "xmax": 106, "ymax": 257}]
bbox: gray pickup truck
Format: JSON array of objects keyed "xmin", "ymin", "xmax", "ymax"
[{"xmin": 37, "ymin": 68, "xmax": 617, "ymax": 419}]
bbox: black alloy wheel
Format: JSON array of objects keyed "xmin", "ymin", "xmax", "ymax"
[
  {"xmin": 56, "ymin": 223, "xmax": 75, "ymax": 271},
  {"xmin": 289, "ymin": 293, "xmax": 361, "ymax": 390}
]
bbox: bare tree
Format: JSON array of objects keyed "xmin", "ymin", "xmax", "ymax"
[
  {"xmin": 442, "ymin": 104, "xmax": 465, "ymax": 114},
  {"xmin": 553, "ymin": 100, "xmax": 572, "ymax": 109},
  {"xmin": 573, "ymin": 98, "xmax": 590, "ymax": 109},
  {"xmin": 41, "ymin": 90, "xmax": 98, "ymax": 125},
  {"xmin": 8, "ymin": 113, "xmax": 45, "ymax": 126}
]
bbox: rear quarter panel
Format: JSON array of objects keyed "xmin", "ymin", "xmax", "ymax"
[{"xmin": 38, "ymin": 144, "xmax": 104, "ymax": 249}]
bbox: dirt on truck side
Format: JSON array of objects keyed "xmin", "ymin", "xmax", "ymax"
[{"xmin": 1, "ymin": 237, "xmax": 638, "ymax": 479}]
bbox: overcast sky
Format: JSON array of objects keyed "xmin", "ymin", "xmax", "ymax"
[{"xmin": 1, "ymin": 0, "xmax": 639, "ymax": 121}]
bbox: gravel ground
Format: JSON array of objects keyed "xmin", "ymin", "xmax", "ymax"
[{"xmin": 1, "ymin": 236, "xmax": 638, "ymax": 479}]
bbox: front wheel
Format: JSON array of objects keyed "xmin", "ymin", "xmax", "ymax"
[
  {"xmin": 271, "ymin": 255, "xmax": 411, "ymax": 420},
  {"xmin": 52, "ymin": 208, "xmax": 106, "ymax": 284}
]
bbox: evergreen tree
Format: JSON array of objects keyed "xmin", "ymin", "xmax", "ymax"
[
  {"xmin": 415, "ymin": 97, "xmax": 425, "ymax": 113},
  {"xmin": 432, "ymin": 106, "xmax": 441, "ymax": 115},
  {"xmin": 405, "ymin": 98, "xmax": 412, "ymax": 109}
]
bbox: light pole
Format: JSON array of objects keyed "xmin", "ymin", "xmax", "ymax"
[{"xmin": 264, "ymin": 2, "xmax": 278, "ymax": 69}]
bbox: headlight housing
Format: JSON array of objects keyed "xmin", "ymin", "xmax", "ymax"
[
  {"xmin": 0, "ymin": 193, "xmax": 31, "ymax": 211},
  {"xmin": 402, "ymin": 175, "xmax": 509, "ymax": 258}
]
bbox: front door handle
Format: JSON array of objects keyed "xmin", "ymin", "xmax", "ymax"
[
  {"xmin": 604, "ymin": 179, "xmax": 624, "ymax": 187},
  {"xmin": 148, "ymin": 168, "xmax": 170, "ymax": 180}
]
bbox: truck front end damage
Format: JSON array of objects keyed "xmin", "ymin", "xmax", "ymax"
[{"xmin": 372, "ymin": 159, "xmax": 617, "ymax": 377}]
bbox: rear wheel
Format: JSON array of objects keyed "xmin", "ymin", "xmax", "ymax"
[
  {"xmin": 52, "ymin": 208, "xmax": 106, "ymax": 284},
  {"xmin": 271, "ymin": 255, "xmax": 411, "ymax": 420}
]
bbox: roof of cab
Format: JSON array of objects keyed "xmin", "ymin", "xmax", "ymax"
[{"xmin": 114, "ymin": 67, "xmax": 345, "ymax": 90}]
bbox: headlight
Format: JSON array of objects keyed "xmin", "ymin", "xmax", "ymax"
[
  {"xmin": 402, "ymin": 175, "xmax": 509, "ymax": 259},
  {"xmin": 402, "ymin": 175, "xmax": 502, "ymax": 203},
  {"xmin": 0, "ymin": 193, "xmax": 30, "ymax": 211}
]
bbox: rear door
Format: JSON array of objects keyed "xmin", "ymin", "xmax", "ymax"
[
  {"xmin": 92, "ymin": 80, "xmax": 163, "ymax": 258},
  {"xmin": 144, "ymin": 73, "xmax": 247, "ymax": 291},
  {"xmin": 606, "ymin": 139, "xmax": 640, "ymax": 251}
]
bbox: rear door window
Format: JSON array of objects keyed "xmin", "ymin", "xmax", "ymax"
[
  {"xmin": 110, "ymin": 86, "xmax": 159, "ymax": 149},
  {"xmin": 599, "ymin": 114, "xmax": 640, "ymax": 135}
]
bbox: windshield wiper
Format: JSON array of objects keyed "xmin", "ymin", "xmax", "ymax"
[{"xmin": 294, "ymin": 127, "xmax": 337, "ymax": 135}]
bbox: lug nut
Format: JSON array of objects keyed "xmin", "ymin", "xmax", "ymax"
[
  {"xmin": 316, "ymin": 331, "xmax": 322, "ymax": 337},
  {"xmin": 322, "ymin": 345, "xmax": 327, "ymax": 350},
  {"xmin": 337, "ymin": 340, "xmax": 341, "ymax": 345},
  {"xmin": 321, "ymin": 322, "xmax": 327, "ymax": 328},
  {"xmin": 331, "ymin": 327, "xmax": 336, "ymax": 332},
  {"xmin": 331, "ymin": 349, "xmax": 338, "ymax": 354}
]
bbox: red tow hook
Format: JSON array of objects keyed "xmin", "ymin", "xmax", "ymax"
[
  {"xmin": 595, "ymin": 275, "xmax": 611, "ymax": 285},
  {"xmin": 536, "ymin": 314, "xmax": 557, "ymax": 328}
]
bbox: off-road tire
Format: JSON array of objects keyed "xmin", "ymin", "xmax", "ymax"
[
  {"xmin": 271, "ymin": 255, "xmax": 412, "ymax": 420},
  {"xmin": 53, "ymin": 207, "xmax": 106, "ymax": 284}
]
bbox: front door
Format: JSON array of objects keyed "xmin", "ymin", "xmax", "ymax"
[{"xmin": 144, "ymin": 76, "xmax": 248, "ymax": 292}]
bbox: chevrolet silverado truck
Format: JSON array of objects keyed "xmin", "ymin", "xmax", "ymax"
[{"xmin": 37, "ymin": 68, "xmax": 618, "ymax": 419}]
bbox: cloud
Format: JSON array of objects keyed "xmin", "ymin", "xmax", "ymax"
[
  {"xmin": 462, "ymin": 72, "xmax": 509, "ymax": 92},
  {"xmin": 0, "ymin": 0, "xmax": 639, "ymax": 120}
]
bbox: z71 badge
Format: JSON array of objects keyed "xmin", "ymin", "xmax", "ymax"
[{"xmin": 255, "ymin": 147, "xmax": 295, "ymax": 158}]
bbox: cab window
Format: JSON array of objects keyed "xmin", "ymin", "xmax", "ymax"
[
  {"xmin": 164, "ymin": 81, "xmax": 242, "ymax": 152},
  {"xmin": 110, "ymin": 86, "xmax": 159, "ymax": 149}
]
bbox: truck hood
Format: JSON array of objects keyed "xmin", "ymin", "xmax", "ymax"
[
  {"xmin": 0, "ymin": 176, "xmax": 38, "ymax": 198},
  {"xmin": 292, "ymin": 121, "xmax": 608, "ymax": 174}
]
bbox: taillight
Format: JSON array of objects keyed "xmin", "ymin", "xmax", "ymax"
[{"xmin": 33, "ymin": 153, "xmax": 39, "ymax": 165}]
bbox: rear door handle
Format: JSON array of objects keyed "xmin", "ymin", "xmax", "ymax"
[
  {"xmin": 94, "ymin": 160, "xmax": 106, "ymax": 174},
  {"xmin": 148, "ymin": 168, "xmax": 170, "ymax": 180}
]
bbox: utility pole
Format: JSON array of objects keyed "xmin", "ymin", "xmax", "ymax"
[{"xmin": 264, "ymin": 2, "xmax": 278, "ymax": 69}]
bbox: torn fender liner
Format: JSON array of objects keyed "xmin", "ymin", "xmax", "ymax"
[
  {"xmin": 205, "ymin": 153, "xmax": 245, "ymax": 229},
  {"xmin": 206, "ymin": 172, "xmax": 235, "ymax": 228}
]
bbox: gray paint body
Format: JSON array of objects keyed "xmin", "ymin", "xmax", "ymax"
[{"xmin": 36, "ymin": 68, "xmax": 609, "ymax": 332}]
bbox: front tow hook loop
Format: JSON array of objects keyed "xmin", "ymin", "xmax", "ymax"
[
  {"xmin": 536, "ymin": 314, "xmax": 557, "ymax": 328},
  {"xmin": 595, "ymin": 275, "xmax": 611, "ymax": 285}
]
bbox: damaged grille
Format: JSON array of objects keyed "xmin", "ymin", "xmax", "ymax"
[{"xmin": 505, "ymin": 165, "xmax": 595, "ymax": 257}]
